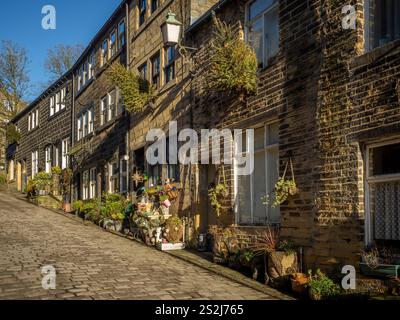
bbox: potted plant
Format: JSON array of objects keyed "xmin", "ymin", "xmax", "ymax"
[
  {"xmin": 101, "ymin": 193, "xmax": 125, "ymax": 232},
  {"xmin": 33, "ymin": 171, "xmax": 53, "ymax": 195},
  {"xmin": 307, "ymin": 269, "xmax": 341, "ymax": 300},
  {"xmin": 263, "ymin": 158, "xmax": 299, "ymax": 208},
  {"xmin": 359, "ymin": 247, "xmax": 400, "ymax": 279},
  {"xmin": 251, "ymin": 228, "xmax": 298, "ymax": 286},
  {"xmin": 291, "ymin": 273, "xmax": 309, "ymax": 295}
]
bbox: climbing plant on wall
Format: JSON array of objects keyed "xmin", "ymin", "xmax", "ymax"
[
  {"xmin": 6, "ymin": 123, "xmax": 21, "ymax": 144},
  {"xmin": 108, "ymin": 63, "xmax": 156, "ymax": 113},
  {"xmin": 208, "ymin": 13, "xmax": 258, "ymax": 96}
]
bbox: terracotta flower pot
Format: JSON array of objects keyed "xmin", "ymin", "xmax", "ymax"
[{"xmin": 291, "ymin": 273, "xmax": 309, "ymax": 295}]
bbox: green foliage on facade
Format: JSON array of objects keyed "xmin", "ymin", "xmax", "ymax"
[
  {"xmin": 208, "ymin": 14, "xmax": 258, "ymax": 96},
  {"xmin": 6, "ymin": 123, "xmax": 21, "ymax": 145},
  {"xmin": 108, "ymin": 63, "xmax": 155, "ymax": 113}
]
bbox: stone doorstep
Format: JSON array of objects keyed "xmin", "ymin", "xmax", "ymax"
[{"xmin": 10, "ymin": 191, "xmax": 293, "ymax": 300}]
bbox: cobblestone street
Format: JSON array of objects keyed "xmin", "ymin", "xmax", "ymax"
[{"xmin": 0, "ymin": 191, "xmax": 280, "ymax": 300}]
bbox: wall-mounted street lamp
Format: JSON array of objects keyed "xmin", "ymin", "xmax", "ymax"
[{"xmin": 160, "ymin": 12, "xmax": 197, "ymax": 58}]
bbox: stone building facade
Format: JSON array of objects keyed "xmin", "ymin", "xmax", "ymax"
[
  {"xmin": 6, "ymin": 0, "xmax": 400, "ymax": 271},
  {"xmin": 7, "ymin": 73, "xmax": 73, "ymax": 192},
  {"xmin": 70, "ymin": 1, "xmax": 130, "ymax": 201}
]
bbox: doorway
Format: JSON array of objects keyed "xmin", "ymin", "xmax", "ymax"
[{"xmin": 198, "ymin": 164, "xmax": 216, "ymax": 234}]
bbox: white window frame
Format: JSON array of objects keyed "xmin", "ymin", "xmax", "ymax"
[
  {"xmin": 245, "ymin": 0, "xmax": 280, "ymax": 68},
  {"xmin": 77, "ymin": 116, "xmax": 82, "ymax": 141},
  {"xmin": 62, "ymin": 138, "xmax": 69, "ymax": 169},
  {"xmin": 89, "ymin": 168, "xmax": 96, "ymax": 199},
  {"xmin": 234, "ymin": 121, "xmax": 280, "ymax": 225},
  {"xmin": 82, "ymin": 170, "xmax": 89, "ymax": 200},
  {"xmin": 88, "ymin": 53, "xmax": 95, "ymax": 80},
  {"xmin": 108, "ymin": 90, "xmax": 116, "ymax": 121},
  {"xmin": 101, "ymin": 39, "xmax": 109, "ymax": 67},
  {"xmin": 110, "ymin": 30, "xmax": 117, "ymax": 57},
  {"xmin": 60, "ymin": 87, "xmax": 66, "ymax": 110},
  {"xmin": 45, "ymin": 146, "xmax": 52, "ymax": 173},
  {"xmin": 364, "ymin": 138, "xmax": 400, "ymax": 245},
  {"xmin": 50, "ymin": 96, "xmax": 55, "ymax": 116},
  {"xmin": 31, "ymin": 150, "xmax": 38, "ymax": 177},
  {"xmin": 120, "ymin": 156, "xmax": 129, "ymax": 193}
]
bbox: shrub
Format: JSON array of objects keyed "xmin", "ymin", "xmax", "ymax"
[
  {"xmin": 33, "ymin": 172, "xmax": 52, "ymax": 190},
  {"xmin": 208, "ymin": 14, "xmax": 258, "ymax": 96},
  {"xmin": 0, "ymin": 172, "xmax": 6, "ymax": 185},
  {"xmin": 82, "ymin": 198, "xmax": 103, "ymax": 223},
  {"xmin": 6, "ymin": 124, "xmax": 21, "ymax": 144},
  {"xmin": 72, "ymin": 200, "xmax": 84, "ymax": 212},
  {"xmin": 51, "ymin": 166, "xmax": 62, "ymax": 175},
  {"xmin": 308, "ymin": 269, "xmax": 341, "ymax": 300},
  {"xmin": 278, "ymin": 240, "xmax": 296, "ymax": 255},
  {"xmin": 108, "ymin": 63, "xmax": 155, "ymax": 113}
]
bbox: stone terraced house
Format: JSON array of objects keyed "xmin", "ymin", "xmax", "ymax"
[{"xmin": 6, "ymin": 0, "xmax": 400, "ymax": 271}]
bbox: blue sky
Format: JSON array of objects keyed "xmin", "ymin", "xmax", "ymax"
[{"xmin": 0, "ymin": 0, "xmax": 122, "ymax": 101}]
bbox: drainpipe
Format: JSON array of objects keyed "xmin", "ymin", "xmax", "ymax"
[{"xmin": 71, "ymin": 71, "xmax": 75, "ymax": 202}]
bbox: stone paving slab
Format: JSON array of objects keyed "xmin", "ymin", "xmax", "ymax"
[{"xmin": 0, "ymin": 191, "xmax": 282, "ymax": 300}]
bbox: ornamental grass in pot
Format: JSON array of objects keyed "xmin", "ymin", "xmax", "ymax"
[{"xmin": 251, "ymin": 227, "xmax": 298, "ymax": 287}]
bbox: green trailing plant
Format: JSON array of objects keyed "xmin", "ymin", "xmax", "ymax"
[
  {"xmin": 278, "ymin": 240, "xmax": 296, "ymax": 255},
  {"xmin": 108, "ymin": 63, "xmax": 156, "ymax": 113},
  {"xmin": 208, "ymin": 183, "xmax": 228, "ymax": 217},
  {"xmin": 307, "ymin": 269, "xmax": 341, "ymax": 300},
  {"xmin": 263, "ymin": 158, "xmax": 298, "ymax": 207},
  {"xmin": 101, "ymin": 193, "xmax": 125, "ymax": 221},
  {"xmin": 51, "ymin": 166, "xmax": 62, "ymax": 175},
  {"xmin": 6, "ymin": 123, "xmax": 21, "ymax": 145},
  {"xmin": 208, "ymin": 13, "xmax": 258, "ymax": 96}
]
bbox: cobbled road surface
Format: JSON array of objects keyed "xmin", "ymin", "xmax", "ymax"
[{"xmin": 0, "ymin": 191, "xmax": 276, "ymax": 300}]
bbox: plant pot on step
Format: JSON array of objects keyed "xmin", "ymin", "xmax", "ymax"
[
  {"xmin": 266, "ymin": 251, "xmax": 298, "ymax": 283},
  {"xmin": 291, "ymin": 273, "xmax": 309, "ymax": 295}
]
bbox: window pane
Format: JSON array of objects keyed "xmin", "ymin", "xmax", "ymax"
[
  {"xmin": 264, "ymin": 5, "xmax": 280, "ymax": 61},
  {"xmin": 249, "ymin": 0, "xmax": 276, "ymax": 20},
  {"xmin": 372, "ymin": 142, "xmax": 400, "ymax": 176},
  {"xmin": 267, "ymin": 122, "xmax": 279, "ymax": 145},
  {"xmin": 369, "ymin": 0, "xmax": 400, "ymax": 49},
  {"xmin": 253, "ymin": 151, "xmax": 267, "ymax": 224},
  {"xmin": 237, "ymin": 173, "xmax": 252, "ymax": 224},
  {"xmin": 248, "ymin": 18, "xmax": 264, "ymax": 67},
  {"xmin": 254, "ymin": 127, "xmax": 265, "ymax": 150}
]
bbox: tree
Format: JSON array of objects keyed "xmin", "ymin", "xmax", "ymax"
[
  {"xmin": 44, "ymin": 44, "xmax": 84, "ymax": 80},
  {"xmin": 0, "ymin": 40, "xmax": 30, "ymax": 114}
]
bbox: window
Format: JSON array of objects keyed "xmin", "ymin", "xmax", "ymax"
[
  {"xmin": 150, "ymin": 164, "xmax": 162, "ymax": 186},
  {"xmin": 88, "ymin": 108, "xmax": 94, "ymax": 134},
  {"xmin": 101, "ymin": 96, "xmax": 108, "ymax": 125},
  {"xmin": 109, "ymin": 162, "xmax": 119, "ymax": 193},
  {"xmin": 62, "ymin": 138, "xmax": 69, "ymax": 169},
  {"xmin": 138, "ymin": 63, "xmax": 148, "ymax": 80},
  {"xmin": 366, "ymin": 0, "xmax": 400, "ymax": 51},
  {"xmin": 235, "ymin": 122, "xmax": 280, "ymax": 225},
  {"xmin": 82, "ymin": 170, "xmax": 89, "ymax": 200},
  {"xmin": 28, "ymin": 109, "xmax": 39, "ymax": 131},
  {"xmin": 50, "ymin": 96, "xmax": 55, "ymax": 116},
  {"xmin": 77, "ymin": 115, "xmax": 82, "ymax": 141},
  {"xmin": 45, "ymin": 146, "xmax": 52, "ymax": 173},
  {"xmin": 118, "ymin": 20, "xmax": 126, "ymax": 49},
  {"xmin": 139, "ymin": 0, "xmax": 147, "ymax": 26},
  {"xmin": 90, "ymin": 168, "xmax": 96, "ymax": 199},
  {"xmin": 151, "ymin": 52, "xmax": 160, "ymax": 88},
  {"xmin": 31, "ymin": 150, "xmax": 38, "ymax": 177},
  {"xmin": 88, "ymin": 53, "xmax": 95, "ymax": 79},
  {"xmin": 108, "ymin": 90, "xmax": 116, "ymax": 121},
  {"xmin": 54, "ymin": 145, "xmax": 59, "ymax": 167},
  {"xmin": 110, "ymin": 30, "xmax": 117, "ymax": 57},
  {"xmin": 151, "ymin": 0, "xmax": 158, "ymax": 13},
  {"xmin": 77, "ymin": 108, "xmax": 94, "ymax": 141},
  {"xmin": 3, "ymin": 100, "xmax": 13, "ymax": 112},
  {"xmin": 50, "ymin": 87, "xmax": 66, "ymax": 116},
  {"xmin": 101, "ymin": 39, "xmax": 109, "ymax": 67},
  {"xmin": 164, "ymin": 46, "xmax": 176, "ymax": 84},
  {"xmin": 120, "ymin": 157, "xmax": 129, "ymax": 193},
  {"xmin": 246, "ymin": 0, "xmax": 279, "ymax": 68},
  {"xmin": 366, "ymin": 141, "xmax": 400, "ymax": 243}
]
